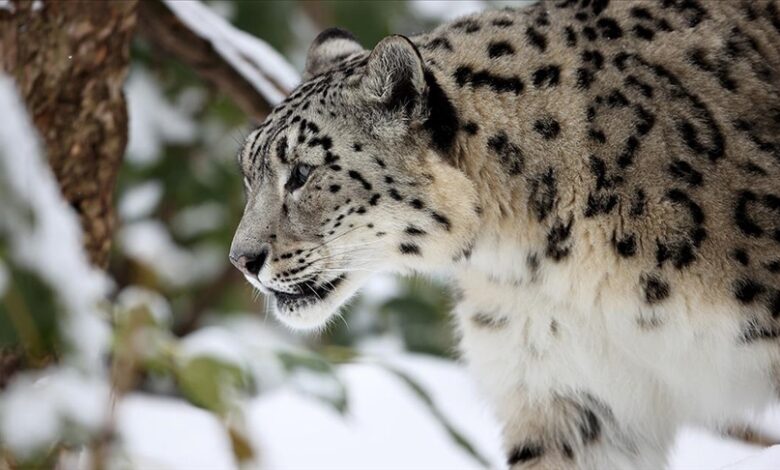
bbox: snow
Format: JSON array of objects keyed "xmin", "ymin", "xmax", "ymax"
[
  {"xmin": 118, "ymin": 180, "xmax": 163, "ymax": 221},
  {"xmin": 0, "ymin": 368, "xmax": 110, "ymax": 458},
  {"xmin": 117, "ymin": 393, "xmax": 238, "ymax": 470},
  {"xmin": 114, "ymin": 345, "xmax": 780, "ymax": 470},
  {"xmin": 164, "ymin": 0, "xmax": 299, "ymax": 105},
  {"xmin": 360, "ymin": 273, "xmax": 402, "ymax": 305},
  {"xmin": 116, "ymin": 285, "xmax": 173, "ymax": 326},
  {"xmin": 171, "ymin": 201, "xmax": 226, "ymax": 238},
  {"xmin": 286, "ymin": 368, "xmax": 345, "ymax": 406},
  {"xmin": 119, "ymin": 220, "xmax": 224, "ymax": 287},
  {"xmin": 204, "ymin": 0, "xmax": 235, "ymax": 21},
  {"xmin": 0, "ymin": 73, "xmax": 113, "ymax": 457},
  {"xmin": 125, "ymin": 67, "xmax": 197, "ymax": 165},
  {"xmin": 409, "ymin": 0, "xmax": 487, "ymax": 21},
  {"xmin": 117, "ymin": 356, "xmax": 499, "ymax": 470},
  {"xmin": 724, "ymin": 445, "xmax": 780, "ymax": 469},
  {"xmin": 113, "ymin": 311, "xmax": 780, "ymax": 470},
  {"xmin": 410, "ymin": 0, "xmax": 539, "ymax": 22},
  {"xmin": 670, "ymin": 428, "xmax": 763, "ymax": 470},
  {"xmin": 0, "ymin": 0, "xmax": 15, "ymax": 13},
  {"xmin": 380, "ymin": 354, "xmax": 505, "ymax": 465},
  {"xmin": 179, "ymin": 326, "xmax": 248, "ymax": 366},
  {"xmin": 3, "ymin": 6, "xmax": 779, "ymax": 467},
  {"xmin": 0, "ymin": 259, "xmax": 7, "ymax": 297},
  {"xmin": 215, "ymin": 316, "xmax": 295, "ymax": 391},
  {"xmin": 0, "ymin": 74, "xmax": 110, "ymax": 369}
]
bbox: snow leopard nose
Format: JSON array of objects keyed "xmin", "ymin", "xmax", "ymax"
[{"xmin": 230, "ymin": 245, "xmax": 270, "ymax": 277}]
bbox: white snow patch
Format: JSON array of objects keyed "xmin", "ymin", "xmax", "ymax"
[
  {"xmin": 380, "ymin": 354, "xmax": 505, "ymax": 465},
  {"xmin": 164, "ymin": 0, "xmax": 299, "ymax": 104},
  {"xmin": 179, "ymin": 326, "xmax": 247, "ymax": 367},
  {"xmin": 112, "ymin": 340, "xmax": 780, "ymax": 470},
  {"xmin": 360, "ymin": 273, "xmax": 402, "ymax": 305},
  {"xmin": 0, "ymin": 259, "xmax": 7, "ymax": 297},
  {"xmin": 118, "ymin": 180, "xmax": 163, "ymax": 221},
  {"xmin": 119, "ymin": 220, "xmax": 224, "ymax": 287},
  {"xmin": 204, "ymin": 0, "xmax": 235, "ymax": 20},
  {"xmin": 247, "ymin": 358, "xmax": 500, "ymax": 470},
  {"xmin": 125, "ymin": 67, "xmax": 197, "ymax": 165},
  {"xmin": 345, "ymin": 274, "xmax": 403, "ymax": 335},
  {"xmin": 409, "ymin": 0, "xmax": 486, "ymax": 21},
  {"xmin": 176, "ymin": 85, "xmax": 208, "ymax": 115},
  {"xmin": 410, "ymin": 0, "xmax": 539, "ymax": 22},
  {"xmin": 724, "ymin": 445, "xmax": 780, "ymax": 469},
  {"xmin": 669, "ymin": 427, "xmax": 762, "ymax": 470},
  {"xmin": 287, "ymin": 368, "xmax": 344, "ymax": 405},
  {"xmin": 0, "ymin": 0, "xmax": 15, "ymax": 13},
  {"xmin": 215, "ymin": 315, "xmax": 298, "ymax": 390},
  {"xmin": 357, "ymin": 334, "xmax": 406, "ymax": 356},
  {"xmin": 117, "ymin": 393, "xmax": 237, "ymax": 470},
  {"xmin": 0, "ymin": 368, "xmax": 110, "ymax": 458},
  {"xmin": 0, "ymin": 73, "xmax": 110, "ymax": 368},
  {"xmin": 171, "ymin": 201, "xmax": 226, "ymax": 238},
  {"xmin": 116, "ymin": 285, "xmax": 173, "ymax": 326}
]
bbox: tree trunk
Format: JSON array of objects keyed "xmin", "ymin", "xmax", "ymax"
[{"xmin": 0, "ymin": 0, "xmax": 138, "ymax": 268}]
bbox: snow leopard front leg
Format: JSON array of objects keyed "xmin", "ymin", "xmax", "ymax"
[
  {"xmin": 497, "ymin": 390, "xmax": 658, "ymax": 469},
  {"xmin": 454, "ymin": 281, "xmax": 674, "ymax": 469}
]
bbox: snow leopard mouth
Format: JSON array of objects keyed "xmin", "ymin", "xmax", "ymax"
[{"xmin": 271, "ymin": 274, "xmax": 347, "ymax": 309}]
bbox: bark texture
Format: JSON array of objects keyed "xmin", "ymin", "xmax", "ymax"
[{"xmin": 0, "ymin": 0, "xmax": 138, "ymax": 268}]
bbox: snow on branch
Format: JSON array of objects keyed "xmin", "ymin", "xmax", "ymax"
[
  {"xmin": 139, "ymin": 0, "xmax": 299, "ymax": 120},
  {"xmin": 164, "ymin": 0, "xmax": 299, "ymax": 100}
]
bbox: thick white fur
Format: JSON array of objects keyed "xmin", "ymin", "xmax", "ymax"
[{"xmin": 453, "ymin": 232, "xmax": 778, "ymax": 468}]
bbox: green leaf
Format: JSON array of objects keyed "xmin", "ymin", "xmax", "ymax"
[
  {"xmin": 0, "ymin": 262, "xmax": 62, "ymax": 361},
  {"xmin": 276, "ymin": 350, "xmax": 348, "ymax": 413},
  {"xmin": 277, "ymin": 350, "xmax": 332, "ymax": 373},
  {"xmin": 176, "ymin": 356, "xmax": 249, "ymax": 414},
  {"xmin": 380, "ymin": 287, "xmax": 455, "ymax": 358}
]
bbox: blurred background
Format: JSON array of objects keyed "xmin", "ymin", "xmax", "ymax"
[
  {"xmin": 1, "ymin": 1, "xmax": 778, "ymax": 468},
  {"xmin": 0, "ymin": 1, "xmax": 512, "ymax": 468}
]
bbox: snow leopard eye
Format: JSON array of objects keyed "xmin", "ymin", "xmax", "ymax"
[{"xmin": 286, "ymin": 163, "xmax": 313, "ymax": 192}]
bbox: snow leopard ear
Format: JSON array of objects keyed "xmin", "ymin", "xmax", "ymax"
[
  {"xmin": 303, "ymin": 28, "xmax": 364, "ymax": 80},
  {"xmin": 362, "ymin": 35, "xmax": 426, "ymax": 117}
]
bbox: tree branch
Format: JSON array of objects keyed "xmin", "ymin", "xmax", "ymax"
[{"xmin": 137, "ymin": 0, "xmax": 297, "ymax": 122}]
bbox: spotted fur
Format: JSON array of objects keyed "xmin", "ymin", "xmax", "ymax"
[{"xmin": 232, "ymin": 1, "xmax": 780, "ymax": 467}]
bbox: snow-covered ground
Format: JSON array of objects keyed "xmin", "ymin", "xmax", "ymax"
[{"xmin": 117, "ymin": 352, "xmax": 780, "ymax": 470}]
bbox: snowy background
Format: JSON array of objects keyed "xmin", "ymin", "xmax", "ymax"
[{"xmin": 1, "ymin": 0, "xmax": 779, "ymax": 468}]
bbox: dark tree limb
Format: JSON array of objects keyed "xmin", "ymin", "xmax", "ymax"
[
  {"xmin": 0, "ymin": 0, "xmax": 138, "ymax": 268},
  {"xmin": 137, "ymin": 0, "xmax": 280, "ymax": 122}
]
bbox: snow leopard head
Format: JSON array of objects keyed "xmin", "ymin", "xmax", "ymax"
[{"xmin": 230, "ymin": 28, "xmax": 479, "ymax": 329}]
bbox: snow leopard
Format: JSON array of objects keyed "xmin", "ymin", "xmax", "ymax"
[{"xmin": 230, "ymin": 0, "xmax": 780, "ymax": 467}]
